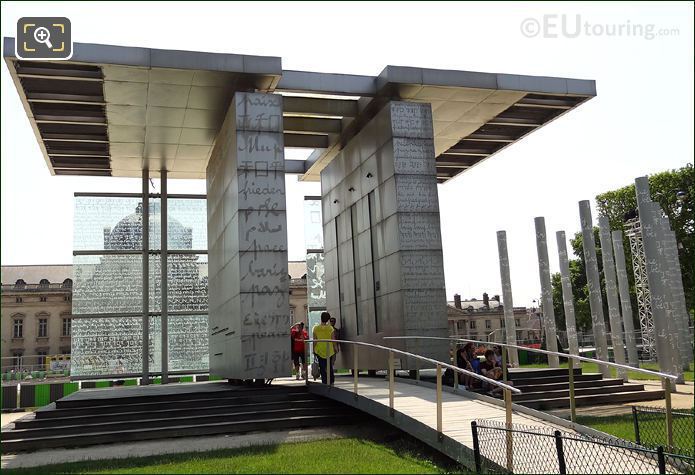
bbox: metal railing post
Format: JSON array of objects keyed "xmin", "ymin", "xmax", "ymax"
[
  {"xmin": 388, "ymin": 350, "xmax": 394, "ymax": 415},
  {"xmin": 504, "ymin": 388, "xmax": 513, "ymax": 471},
  {"xmin": 663, "ymin": 377, "xmax": 673, "ymax": 448},
  {"xmin": 657, "ymin": 446, "xmax": 666, "ymax": 474},
  {"xmin": 554, "ymin": 430, "xmax": 567, "ymax": 475},
  {"xmin": 304, "ymin": 344, "xmax": 309, "ymax": 386},
  {"xmin": 471, "ymin": 421, "xmax": 482, "ymax": 473},
  {"xmin": 632, "ymin": 406, "xmax": 641, "ymax": 444},
  {"xmin": 436, "ymin": 363, "xmax": 443, "ymax": 437},
  {"xmin": 353, "ymin": 345, "xmax": 358, "ymax": 399},
  {"xmin": 568, "ymin": 357, "xmax": 576, "ymax": 423},
  {"xmin": 415, "ymin": 337, "xmax": 421, "ymax": 381}
]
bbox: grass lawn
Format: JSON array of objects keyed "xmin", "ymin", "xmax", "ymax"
[
  {"xmin": 520, "ymin": 361, "xmax": 694, "ymax": 381},
  {"xmin": 2, "ymin": 437, "xmax": 469, "ymax": 474},
  {"xmin": 577, "ymin": 411, "xmax": 694, "ymax": 455}
]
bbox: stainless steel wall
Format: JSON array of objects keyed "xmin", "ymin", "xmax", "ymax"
[
  {"xmin": 320, "ymin": 101, "xmax": 448, "ymax": 369},
  {"xmin": 206, "ymin": 92, "xmax": 290, "ymax": 380}
]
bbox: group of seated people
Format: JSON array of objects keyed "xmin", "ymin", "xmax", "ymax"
[{"xmin": 455, "ymin": 343, "xmax": 509, "ymax": 396}]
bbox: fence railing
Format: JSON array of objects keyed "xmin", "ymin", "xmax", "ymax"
[
  {"xmin": 632, "ymin": 405, "xmax": 695, "ymax": 457},
  {"xmin": 306, "ymin": 338, "xmax": 520, "ymax": 437},
  {"xmin": 383, "ymin": 335, "xmax": 680, "ymax": 446},
  {"xmin": 472, "ymin": 419, "xmax": 693, "ymax": 474}
]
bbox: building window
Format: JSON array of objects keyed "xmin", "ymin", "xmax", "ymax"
[
  {"xmin": 515, "ymin": 318, "xmax": 520, "ymax": 327},
  {"xmin": 15, "ymin": 297, "xmax": 23, "ymax": 303},
  {"xmin": 40, "ymin": 296, "xmax": 48, "ymax": 302},
  {"xmin": 62, "ymin": 317, "xmax": 72, "ymax": 336},
  {"xmin": 64, "ymin": 295, "xmax": 72, "ymax": 302},
  {"xmin": 289, "ymin": 306, "xmax": 295, "ymax": 322},
  {"xmin": 469, "ymin": 321, "xmax": 476, "ymax": 330},
  {"xmin": 12, "ymin": 351, "xmax": 23, "ymax": 368},
  {"xmin": 13, "ymin": 319, "xmax": 23, "ymax": 338},
  {"xmin": 516, "ymin": 330, "xmax": 523, "ymax": 341},
  {"xmin": 62, "ymin": 278, "xmax": 73, "ymax": 289},
  {"xmin": 38, "ymin": 318, "xmax": 48, "ymax": 338},
  {"xmin": 39, "ymin": 279, "xmax": 50, "ymax": 289},
  {"xmin": 37, "ymin": 351, "xmax": 47, "ymax": 367},
  {"xmin": 457, "ymin": 320, "xmax": 466, "ymax": 331},
  {"xmin": 485, "ymin": 320, "xmax": 492, "ymax": 330}
]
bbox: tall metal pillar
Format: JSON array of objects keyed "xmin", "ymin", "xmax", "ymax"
[
  {"xmin": 496, "ymin": 231, "xmax": 519, "ymax": 366},
  {"xmin": 160, "ymin": 169, "xmax": 169, "ymax": 384},
  {"xmin": 662, "ymin": 226, "xmax": 692, "ymax": 366},
  {"xmin": 534, "ymin": 217, "xmax": 559, "ymax": 367},
  {"xmin": 598, "ymin": 217, "xmax": 628, "ymax": 379},
  {"xmin": 556, "ymin": 231, "xmax": 579, "ymax": 357},
  {"xmin": 611, "ymin": 230, "xmax": 639, "ymax": 367},
  {"xmin": 578, "ymin": 201, "xmax": 611, "ymax": 377},
  {"xmin": 635, "ymin": 177, "xmax": 682, "ymax": 385},
  {"xmin": 141, "ymin": 169, "xmax": 150, "ymax": 385}
]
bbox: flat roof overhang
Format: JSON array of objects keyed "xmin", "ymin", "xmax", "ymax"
[{"xmin": 3, "ymin": 37, "xmax": 596, "ymax": 183}]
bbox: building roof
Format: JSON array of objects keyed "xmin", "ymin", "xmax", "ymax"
[
  {"xmin": 3, "ymin": 37, "xmax": 595, "ymax": 183},
  {"xmin": 447, "ymin": 299, "xmax": 501, "ymax": 311},
  {"xmin": 288, "ymin": 261, "xmax": 307, "ymax": 280},
  {"xmin": 1, "ymin": 265, "xmax": 72, "ymax": 285}
]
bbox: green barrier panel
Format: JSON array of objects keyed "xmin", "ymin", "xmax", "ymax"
[
  {"xmin": 95, "ymin": 381, "xmax": 111, "ymax": 388},
  {"xmin": 180, "ymin": 376, "xmax": 193, "ymax": 383},
  {"xmin": 35, "ymin": 384, "xmax": 50, "ymax": 407},
  {"xmin": 124, "ymin": 379, "xmax": 137, "ymax": 386},
  {"xmin": 209, "ymin": 375, "xmax": 222, "ymax": 381},
  {"xmin": 153, "ymin": 378, "xmax": 162, "ymax": 384},
  {"xmin": 63, "ymin": 382, "xmax": 79, "ymax": 396},
  {"xmin": 518, "ymin": 350, "xmax": 528, "ymax": 365}
]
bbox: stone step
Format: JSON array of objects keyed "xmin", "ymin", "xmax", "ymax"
[
  {"xmin": 513, "ymin": 378, "xmax": 625, "ymax": 393},
  {"xmin": 2, "ymin": 413, "xmax": 362, "ymax": 453},
  {"xmin": 520, "ymin": 389, "xmax": 666, "ymax": 410},
  {"xmin": 512, "ymin": 383, "xmax": 644, "ymax": 402}
]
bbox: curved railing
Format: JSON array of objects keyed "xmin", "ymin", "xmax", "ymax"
[
  {"xmin": 306, "ymin": 338, "xmax": 520, "ymax": 436},
  {"xmin": 383, "ymin": 335, "xmax": 680, "ymax": 445}
]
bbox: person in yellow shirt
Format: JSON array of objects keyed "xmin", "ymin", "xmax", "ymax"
[{"xmin": 312, "ymin": 312, "xmax": 338, "ymax": 385}]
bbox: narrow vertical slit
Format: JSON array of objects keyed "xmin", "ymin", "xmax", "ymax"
[
  {"xmin": 350, "ymin": 204, "xmax": 361, "ymax": 335},
  {"xmin": 368, "ymin": 192, "xmax": 379, "ymax": 333}
]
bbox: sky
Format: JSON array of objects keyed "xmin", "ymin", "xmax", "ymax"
[{"xmin": 1, "ymin": 2, "xmax": 693, "ymax": 307}]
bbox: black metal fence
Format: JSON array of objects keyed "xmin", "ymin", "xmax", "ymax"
[
  {"xmin": 632, "ymin": 405, "xmax": 695, "ymax": 457},
  {"xmin": 471, "ymin": 419, "xmax": 694, "ymax": 474}
]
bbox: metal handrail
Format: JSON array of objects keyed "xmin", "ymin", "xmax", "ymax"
[
  {"xmin": 383, "ymin": 336, "xmax": 679, "ymax": 381},
  {"xmin": 384, "ymin": 335, "xmax": 680, "ymax": 445},
  {"xmin": 306, "ymin": 338, "xmax": 519, "ymax": 393},
  {"xmin": 305, "ymin": 338, "xmax": 520, "ymax": 438}
]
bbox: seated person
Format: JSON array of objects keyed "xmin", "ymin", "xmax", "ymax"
[
  {"xmin": 480, "ymin": 349, "xmax": 506, "ymax": 396},
  {"xmin": 455, "ymin": 344, "xmax": 474, "ymax": 389}
]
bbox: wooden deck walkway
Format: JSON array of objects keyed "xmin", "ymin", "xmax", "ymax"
[{"xmin": 306, "ymin": 376, "xmax": 672, "ymax": 474}]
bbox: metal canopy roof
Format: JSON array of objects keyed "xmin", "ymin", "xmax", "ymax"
[{"xmin": 3, "ymin": 37, "xmax": 596, "ymax": 183}]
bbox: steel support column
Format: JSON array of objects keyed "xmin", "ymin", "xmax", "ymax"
[
  {"xmin": 161, "ymin": 169, "xmax": 169, "ymax": 384},
  {"xmin": 534, "ymin": 217, "xmax": 559, "ymax": 367},
  {"xmin": 556, "ymin": 231, "xmax": 579, "ymax": 357},
  {"xmin": 598, "ymin": 217, "xmax": 628, "ymax": 379},
  {"xmin": 141, "ymin": 169, "xmax": 150, "ymax": 385},
  {"xmin": 496, "ymin": 231, "xmax": 519, "ymax": 366},
  {"xmin": 578, "ymin": 201, "xmax": 611, "ymax": 377}
]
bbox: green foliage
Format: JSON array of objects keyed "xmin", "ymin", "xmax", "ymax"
[{"xmin": 551, "ymin": 164, "xmax": 694, "ymax": 333}]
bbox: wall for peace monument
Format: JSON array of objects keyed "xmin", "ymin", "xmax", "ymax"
[
  {"xmin": 320, "ymin": 101, "xmax": 448, "ymax": 369},
  {"xmin": 206, "ymin": 92, "xmax": 290, "ymax": 380}
]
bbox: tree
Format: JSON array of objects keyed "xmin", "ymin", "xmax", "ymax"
[{"xmin": 550, "ymin": 163, "xmax": 694, "ymax": 336}]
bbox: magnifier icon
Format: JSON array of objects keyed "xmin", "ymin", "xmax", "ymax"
[{"xmin": 33, "ymin": 27, "xmax": 53, "ymax": 49}]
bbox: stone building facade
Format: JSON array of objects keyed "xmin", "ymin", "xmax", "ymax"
[{"xmin": 1, "ymin": 265, "xmax": 73, "ymax": 370}]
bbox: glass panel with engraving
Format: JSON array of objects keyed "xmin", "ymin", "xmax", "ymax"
[
  {"xmin": 148, "ymin": 254, "xmax": 208, "ymax": 313},
  {"xmin": 74, "ymin": 196, "xmax": 143, "ymax": 251},
  {"xmin": 71, "ymin": 316, "xmax": 158, "ymax": 376},
  {"xmin": 303, "ymin": 198, "xmax": 323, "ymax": 250},
  {"xmin": 72, "ymin": 254, "xmax": 143, "ymax": 315}
]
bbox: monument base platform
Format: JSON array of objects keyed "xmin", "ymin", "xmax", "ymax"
[{"xmin": 2, "ymin": 380, "xmax": 365, "ymax": 452}]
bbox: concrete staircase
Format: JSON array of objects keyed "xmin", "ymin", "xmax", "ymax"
[
  {"xmin": 1, "ymin": 383, "xmax": 364, "ymax": 452},
  {"xmin": 506, "ymin": 368, "xmax": 665, "ymax": 410}
]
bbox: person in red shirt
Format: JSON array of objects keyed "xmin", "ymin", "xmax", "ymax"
[{"xmin": 290, "ymin": 322, "xmax": 308, "ymax": 380}]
